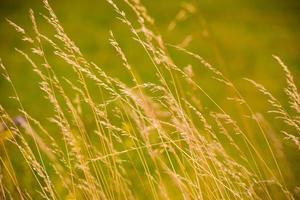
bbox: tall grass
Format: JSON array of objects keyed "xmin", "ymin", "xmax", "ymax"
[{"xmin": 0, "ymin": 0, "xmax": 299, "ymax": 199}]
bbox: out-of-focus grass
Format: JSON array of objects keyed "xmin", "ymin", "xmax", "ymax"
[{"xmin": 1, "ymin": 0, "xmax": 299, "ymax": 115}]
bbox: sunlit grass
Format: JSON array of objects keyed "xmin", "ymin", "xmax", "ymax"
[{"xmin": 0, "ymin": 0, "xmax": 299, "ymax": 199}]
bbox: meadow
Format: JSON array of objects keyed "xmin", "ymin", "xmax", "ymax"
[{"xmin": 0, "ymin": 0, "xmax": 300, "ymax": 199}]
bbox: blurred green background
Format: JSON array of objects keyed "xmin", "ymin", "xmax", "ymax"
[
  {"xmin": 1, "ymin": 0, "xmax": 300, "ymax": 115},
  {"xmin": 0, "ymin": 0, "xmax": 300, "ymax": 198}
]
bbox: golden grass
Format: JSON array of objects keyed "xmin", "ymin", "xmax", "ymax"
[{"xmin": 0, "ymin": 0, "xmax": 299, "ymax": 199}]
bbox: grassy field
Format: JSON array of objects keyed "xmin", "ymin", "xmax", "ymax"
[{"xmin": 0, "ymin": 0, "xmax": 300, "ymax": 199}]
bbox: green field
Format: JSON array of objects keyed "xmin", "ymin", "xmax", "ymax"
[{"xmin": 0, "ymin": 0, "xmax": 300, "ymax": 199}]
